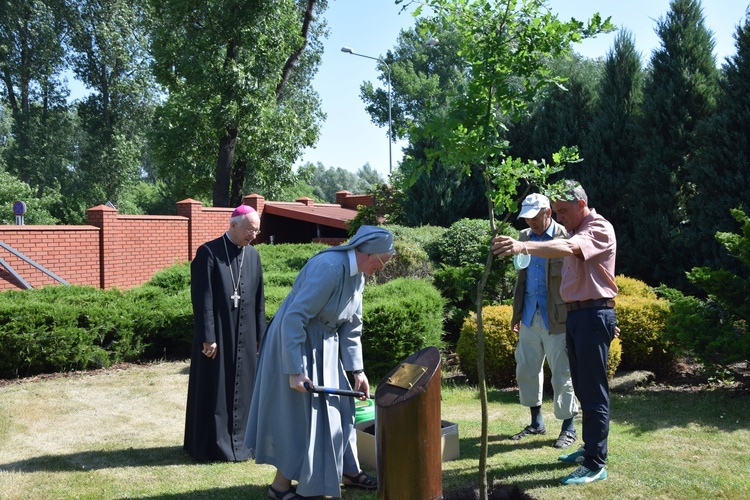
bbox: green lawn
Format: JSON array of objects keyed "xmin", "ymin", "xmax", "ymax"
[{"xmin": 0, "ymin": 361, "xmax": 748, "ymax": 499}]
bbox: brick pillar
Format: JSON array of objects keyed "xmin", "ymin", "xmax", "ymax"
[
  {"xmin": 177, "ymin": 198, "xmax": 204, "ymax": 261},
  {"xmin": 336, "ymin": 190, "xmax": 352, "ymax": 207},
  {"xmin": 296, "ymin": 197, "xmax": 315, "ymax": 207},
  {"xmin": 243, "ymin": 193, "xmax": 265, "ymax": 215},
  {"xmin": 87, "ymin": 204, "xmax": 118, "ymax": 289}
]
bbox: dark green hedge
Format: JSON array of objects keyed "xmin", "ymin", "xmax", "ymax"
[
  {"xmin": 362, "ymin": 278, "xmax": 446, "ymax": 383},
  {"xmin": 0, "ymin": 240, "xmax": 446, "ymax": 380}
]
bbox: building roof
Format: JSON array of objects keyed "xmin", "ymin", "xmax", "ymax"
[{"xmin": 262, "ymin": 201, "xmax": 358, "ymax": 230}]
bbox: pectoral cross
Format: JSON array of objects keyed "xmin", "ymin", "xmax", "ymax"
[{"xmin": 231, "ymin": 291, "xmax": 240, "ymax": 308}]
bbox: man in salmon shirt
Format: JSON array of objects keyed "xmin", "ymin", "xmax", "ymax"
[{"xmin": 492, "ymin": 180, "xmax": 617, "ymax": 485}]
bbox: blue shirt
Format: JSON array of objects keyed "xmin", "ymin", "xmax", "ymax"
[{"xmin": 521, "ymin": 220, "xmax": 558, "ymax": 330}]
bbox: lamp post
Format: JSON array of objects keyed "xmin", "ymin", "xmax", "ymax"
[{"xmin": 341, "ymin": 46, "xmax": 393, "ymax": 175}]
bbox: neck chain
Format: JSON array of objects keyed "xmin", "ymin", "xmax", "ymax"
[{"xmin": 223, "ymin": 236, "xmax": 246, "ymax": 308}]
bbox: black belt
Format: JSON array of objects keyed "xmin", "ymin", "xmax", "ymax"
[{"xmin": 566, "ymin": 298, "xmax": 616, "ymax": 312}]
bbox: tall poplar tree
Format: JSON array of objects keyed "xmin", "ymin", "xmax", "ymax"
[
  {"xmin": 65, "ymin": 0, "xmax": 158, "ymax": 221},
  {"xmin": 148, "ymin": 0, "xmax": 326, "ymax": 207},
  {"xmin": 0, "ymin": 0, "xmax": 73, "ymax": 197},
  {"xmin": 626, "ymin": 0, "xmax": 719, "ymax": 288},
  {"xmin": 358, "ymin": 21, "xmax": 486, "ymax": 226}
]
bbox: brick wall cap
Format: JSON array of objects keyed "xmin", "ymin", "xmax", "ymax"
[
  {"xmin": 117, "ymin": 215, "xmax": 188, "ymax": 221},
  {"xmin": 87, "ymin": 204, "xmax": 117, "ymax": 212},
  {"xmin": 0, "ymin": 225, "xmax": 98, "ymax": 231}
]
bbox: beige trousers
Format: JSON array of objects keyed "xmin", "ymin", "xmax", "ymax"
[{"xmin": 515, "ymin": 309, "xmax": 579, "ymax": 420}]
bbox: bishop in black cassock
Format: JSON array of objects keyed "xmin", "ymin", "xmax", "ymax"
[{"xmin": 184, "ymin": 205, "xmax": 265, "ymax": 462}]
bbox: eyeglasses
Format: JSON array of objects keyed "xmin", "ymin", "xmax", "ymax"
[
  {"xmin": 241, "ymin": 227, "xmax": 261, "ymax": 237},
  {"xmin": 374, "ymin": 253, "xmax": 387, "ymax": 268}
]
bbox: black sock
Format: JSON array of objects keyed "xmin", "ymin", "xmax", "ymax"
[
  {"xmin": 561, "ymin": 417, "xmax": 575, "ymax": 434},
  {"xmin": 530, "ymin": 406, "xmax": 543, "ymax": 429}
]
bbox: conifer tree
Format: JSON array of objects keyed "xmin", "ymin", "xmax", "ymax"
[
  {"xmin": 626, "ymin": 0, "xmax": 719, "ymax": 288},
  {"xmin": 580, "ymin": 30, "xmax": 643, "ymax": 269},
  {"xmin": 681, "ymin": 11, "xmax": 750, "ymax": 276},
  {"xmin": 509, "ymin": 55, "xmax": 601, "ymax": 165}
]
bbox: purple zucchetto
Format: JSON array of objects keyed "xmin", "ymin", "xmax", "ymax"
[{"xmin": 231, "ymin": 205, "xmax": 257, "ymax": 218}]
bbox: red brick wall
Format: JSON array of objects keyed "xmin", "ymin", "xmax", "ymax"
[
  {"xmin": 0, "ymin": 194, "xmax": 365, "ymax": 292},
  {"xmin": 0, "ymin": 199, "xmax": 235, "ymax": 292},
  {"xmin": 0, "ymin": 225, "xmax": 100, "ymax": 290}
]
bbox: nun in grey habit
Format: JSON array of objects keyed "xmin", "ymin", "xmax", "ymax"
[{"xmin": 245, "ymin": 225, "xmax": 394, "ymax": 499}]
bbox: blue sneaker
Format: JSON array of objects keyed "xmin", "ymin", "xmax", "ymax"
[
  {"xmin": 560, "ymin": 465, "xmax": 607, "ymax": 485},
  {"xmin": 558, "ymin": 447, "xmax": 585, "ymax": 463}
]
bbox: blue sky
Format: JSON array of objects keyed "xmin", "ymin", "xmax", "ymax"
[{"xmin": 301, "ymin": 0, "xmax": 750, "ymax": 179}]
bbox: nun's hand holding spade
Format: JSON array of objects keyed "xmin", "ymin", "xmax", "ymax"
[{"xmin": 290, "ymin": 373, "xmax": 313, "ymax": 393}]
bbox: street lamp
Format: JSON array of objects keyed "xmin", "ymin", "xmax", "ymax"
[{"xmin": 341, "ymin": 46, "xmax": 393, "ymax": 175}]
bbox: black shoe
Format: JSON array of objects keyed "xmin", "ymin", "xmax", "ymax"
[
  {"xmin": 553, "ymin": 430, "xmax": 577, "ymax": 448},
  {"xmin": 510, "ymin": 425, "xmax": 546, "ymax": 440}
]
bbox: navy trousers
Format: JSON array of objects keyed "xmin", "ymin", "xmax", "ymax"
[{"xmin": 565, "ymin": 306, "xmax": 617, "ymax": 470}]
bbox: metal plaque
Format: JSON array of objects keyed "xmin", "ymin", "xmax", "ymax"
[{"xmin": 385, "ymin": 362, "xmax": 428, "ymax": 390}]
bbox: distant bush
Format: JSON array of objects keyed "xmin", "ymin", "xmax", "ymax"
[
  {"xmin": 387, "ymin": 224, "xmax": 446, "ymax": 263},
  {"xmin": 373, "ymin": 238, "xmax": 433, "ymax": 285},
  {"xmin": 148, "ymin": 262, "xmax": 191, "ymax": 295},
  {"xmin": 256, "ymin": 243, "xmax": 328, "ymax": 274}
]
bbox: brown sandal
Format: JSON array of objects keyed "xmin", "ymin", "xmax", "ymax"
[{"xmin": 342, "ymin": 470, "xmax": 377, "ymax": 490}]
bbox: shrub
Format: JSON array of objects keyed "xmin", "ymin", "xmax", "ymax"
[
  {"xmin": 147, "ymin": 262, "xmax": 191, "ymax": 295},
  {"xmin": 654, "ymin": 209, "xmax": 750, "ymax": 370},
  {"xmin": 457, "ymin": 305, "xmax": 623, "ymax": 388},
  {"xmin": 264, "ymin": 285, "xmax": 290, "ymax": 318},
  {"xmin": 434, "ymin": 264, "xmax": 485, "ymax": 345},
  {"xmin": 432, "ymin": 219, "xmax": 518, "ymax": 345},
  {"xmin": 362, "ymin": 278, "xmax": 445, "ymax": 383},
  {"xmin": 608, "ymin": 336, "xmax": 622, "ymax": 380},
  {"xmin": 128, "ymin": 286, "xmax": 193, "ymax": 359},
  {"xmin": 614, "ymin": 276, "xmax": 675, "ymax": 376},
  {"xmin": 456, "ymin": 305, "xmax": 517, "ymax": 387},
  {"xmin": 256, "ymin": 243, "xmax": 328, "ymax": 273},
  {"xmin": 369, "ymin": 224, "xmax": 445, "ymax": 285},
  {"xmin": 0, "ymin": 241, "xmax": 446, "ymax": 380},
  {"xmin": 616, "ymin": 275, "xmax": 654, "ymax": 298},
  {"xmin": 434, "ymin": 218, "xmax": 495, "ymax": 267},
  {"xmin": 658, "ymin": 285, "xmax": 744, "ymax": 369},
  {"xmin": 0, "ymin": 286, "xmax": 141, "ymax": 378},
  {"xmin": 387, "ymin": 224, "xmax": 447, "ymax": 263}
]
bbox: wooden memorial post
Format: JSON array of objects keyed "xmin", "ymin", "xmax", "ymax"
[{"xmin": 375, "ymin": 346, "xmax": 442, "ymax": 500}]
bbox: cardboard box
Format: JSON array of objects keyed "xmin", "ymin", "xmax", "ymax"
[{"xmin": 355, "ymin": 419, "xmax": 460, "ymax": 469}]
